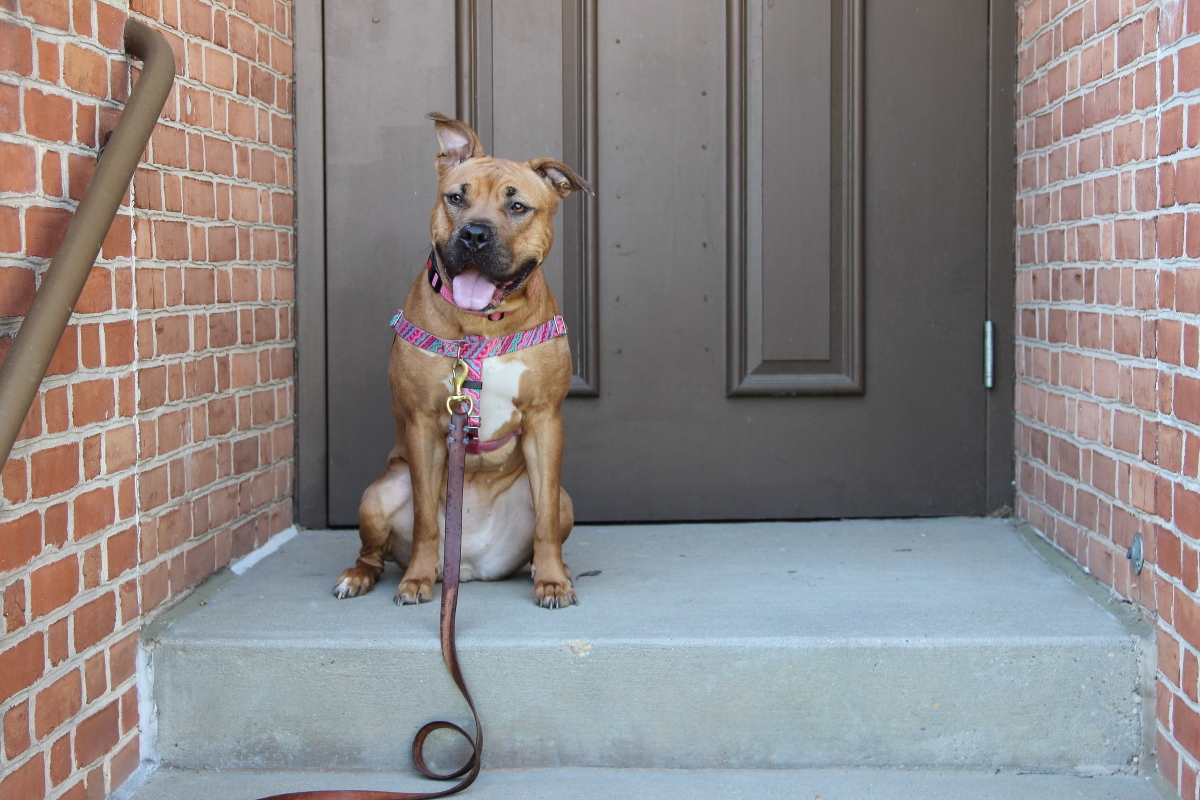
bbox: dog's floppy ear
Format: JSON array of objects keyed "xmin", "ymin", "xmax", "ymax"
[
  {"xmin": 526, "ymin": 158, "xmax": 595, "ymax": 198},
  {"xmin": 426, "ymin": 112, "xmax": 485, "ymax": 173}
]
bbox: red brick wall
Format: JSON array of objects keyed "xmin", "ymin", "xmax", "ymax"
[
  {"xmin": 1015, "ymin": 0, "xmax": 1200, "ymax": 794},
  {"xmin": 0, "ymin": 0, "xmax": 294, "ymax": 796}
]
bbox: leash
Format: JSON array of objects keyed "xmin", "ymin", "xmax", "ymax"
[
  {"xmin": 258, "ymin": 395, "xmax": 482, "ymax": 800},
  {"xmin": 260, "ymin": 290, "xmax": 567, "ymax": 799}
]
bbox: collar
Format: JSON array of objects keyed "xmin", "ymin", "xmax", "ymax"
[{"xmin": 426, "ymin": 250, "xmax": 541, "ymax": 322}]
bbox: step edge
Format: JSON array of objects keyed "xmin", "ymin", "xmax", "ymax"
[{"xmin": 1011, "ymin": 520, "xmax": 1160, "ymax": 791}]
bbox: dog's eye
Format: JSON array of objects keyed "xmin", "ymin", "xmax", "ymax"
[
  {"xmin": 511, "ymin": 202, "xmax": 529, "ymax": 213},
  {"xmin": 446, "ymin": 193, "xmax": 464, "ymax": 206}
]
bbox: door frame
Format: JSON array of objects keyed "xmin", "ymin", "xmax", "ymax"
[
  {"xmin": 292, "ymin": 0, "xmax": 1017, "ymax": 529},
  {"xmin": 294, "ymin": 0, "xmax": 326, "ymax": 527},
  {"xmin": 986, "ymin": 0, "xmax": 1017, "ymax": 514}
]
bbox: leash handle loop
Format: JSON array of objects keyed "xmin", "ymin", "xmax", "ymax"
[{"xmin": 255, "ymin": 407, "xmax": 482, "ymax": 800}]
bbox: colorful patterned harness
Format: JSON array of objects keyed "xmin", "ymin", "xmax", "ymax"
[{"xmin": 389, "ymin": 311, "xmax": 567, "ymax": 453}]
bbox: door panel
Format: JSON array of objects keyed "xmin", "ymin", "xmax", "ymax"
[
  {"xmin": 321, "ymin": 0, "xmax": 990, "ymax": 525},
  {"xmin": 322, "ymin": 3, "xmax": 457, "ymax": 521},
  {"xmin": 760, "ymin": 0, "xmax": 831, "ymax": 363},
  {"xmin": 456, "ymin": 0, "xmax": 600, "ymax": 394},
  {"xmin": 492, "ymin": 1, "xmax": 565, "ymax": 304},
  {"xmin": 735, "ymin": 0, "xmax": 861, "ymax": 393}
]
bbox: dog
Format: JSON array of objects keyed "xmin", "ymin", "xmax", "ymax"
[{"xmin": 333, "ymin": 113, "xmax": 593, "ymax": 609}]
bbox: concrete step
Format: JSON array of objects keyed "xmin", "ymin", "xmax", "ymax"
[
  {"xmin": 125, "ymin": 766, "xmax": 1169, "ymax": 800},
  {"xmin": 141, "ymin": 519, "xmax": 1149, "ymax": 775}
]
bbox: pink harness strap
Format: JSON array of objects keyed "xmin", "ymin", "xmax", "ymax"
[
  {"xmin": 466, "ymin": 428, "xmax": 520, "ymax": 455},
  {"xmin": 390, "ymin": 311, "xmax": 567, "ymax": 448}
]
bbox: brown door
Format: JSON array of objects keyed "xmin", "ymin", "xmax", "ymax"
[{"xmin": 315, "ymin": 0, "xmax": 1002, "ymax": 526}]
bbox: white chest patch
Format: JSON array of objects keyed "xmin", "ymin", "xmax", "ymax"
[{"xmin": 478, "ymin": 355, "xmax": 527, "ymax": 440}]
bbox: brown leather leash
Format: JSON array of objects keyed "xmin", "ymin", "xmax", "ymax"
[{"xmin": 259, "ymin": 403, "xmax": 482, "ymax": 800}]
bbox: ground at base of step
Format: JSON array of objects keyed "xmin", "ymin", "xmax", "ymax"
[{"xmin": 124, "ymin": 766, "xmax": 1170, "ymax": 800}]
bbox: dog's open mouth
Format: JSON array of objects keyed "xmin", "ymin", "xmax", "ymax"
[{"xmin": 451, "ymin": 263, "xmax": 535, "ymax": 312}]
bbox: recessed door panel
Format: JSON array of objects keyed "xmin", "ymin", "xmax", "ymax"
[
  {"xmin": 760, "ymin": 0, "xmax": 831, "ymax": 363},
  {"xmin": 322, "ymin": 2, "xmax": 457, "ymax": 522}
]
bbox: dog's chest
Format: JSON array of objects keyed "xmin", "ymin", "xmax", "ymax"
[{"xmin": 477, "ymin": 353, "xmax": 528, "ymax": 440}]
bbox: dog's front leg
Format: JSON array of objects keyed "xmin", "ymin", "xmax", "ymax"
[
  {"xmin": 396, "ymin": 413, "xmax": 446, "ymax": 604},
  {"xmin": 521, "ymin": 409, "xmax": 576, "ymax": 608}
]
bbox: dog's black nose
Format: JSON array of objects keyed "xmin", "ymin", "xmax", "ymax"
[{"xmin": 458, "ymin": 223, "xmax": 491, "ymax": 251}]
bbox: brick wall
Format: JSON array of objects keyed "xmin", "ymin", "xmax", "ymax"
[
  {"xmin": 0, "ymin": 0, "xmax": 294, "ymax": 797},
  {"xmin": 1015, "ymin": 0, "xmax": 1200, "ymax": 795}
]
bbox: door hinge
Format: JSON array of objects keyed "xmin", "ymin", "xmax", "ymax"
[{"xmin": 983, "ymin": 320, "xmax": 994, "ymax": 389}]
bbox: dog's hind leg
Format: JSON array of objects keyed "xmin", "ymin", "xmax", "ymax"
[{"xmin": 333, "ymin": 458, "xmax": 412, "ymax": 598}]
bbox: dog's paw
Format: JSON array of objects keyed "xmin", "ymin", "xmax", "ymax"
[
  {"xmin": 395, "ymin": 578, "xmax": 434, "ymax": 605},
  {"xmin": 534, "ymin": 578, "xmax": 578, "ymax": 609},
  {"xmin": 333, "ymin": 567, "xmax": 377, "ymax": 599}
]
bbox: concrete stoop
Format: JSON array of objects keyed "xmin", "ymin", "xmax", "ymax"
[{"xmin": 130, "ymin": 519, "xmax": 1168, "ymax": 799}]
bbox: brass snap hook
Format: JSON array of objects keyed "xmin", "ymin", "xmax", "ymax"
[{"xmin": 446, "ymin": 358, "xmax": 475, "ymax": 416}]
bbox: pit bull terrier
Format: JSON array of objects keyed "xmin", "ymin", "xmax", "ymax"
[{"xmin": 333, "ymin": 112, "xmax": 592, "ymax": 609}]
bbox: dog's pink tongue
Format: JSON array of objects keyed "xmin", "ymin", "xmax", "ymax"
[{"xmin": 452, "ymin": 266, "xmax": 496, "ymax": 311}]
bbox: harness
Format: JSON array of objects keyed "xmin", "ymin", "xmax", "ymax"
[{"xmin": 390, "ymin": 260, "xmax": 566, "ymax": 453}]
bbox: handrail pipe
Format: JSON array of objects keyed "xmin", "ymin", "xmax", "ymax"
[{"xmin": 0, "ymin": 19, "xmax": 175, "ymax": 467}]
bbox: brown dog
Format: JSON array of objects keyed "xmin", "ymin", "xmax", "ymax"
[{"xmin": 333, "ymin": 113, "xmax": 592, "ymax": 609}]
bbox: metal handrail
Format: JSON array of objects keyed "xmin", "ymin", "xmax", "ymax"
[{"xmin": 0, "ymin": 19, "xmax": 175, "ymax": 466}]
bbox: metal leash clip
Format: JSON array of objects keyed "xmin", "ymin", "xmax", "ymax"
[{"xmin": 446, "ymin": 358, "xmax": 476, "ymax": 417}]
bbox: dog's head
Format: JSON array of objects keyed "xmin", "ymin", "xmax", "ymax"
[{"xmin": 426, "ymin": 112, "xmax": 593, "ymax": 313}]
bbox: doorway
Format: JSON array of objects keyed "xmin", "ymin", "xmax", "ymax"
[{"xmin": 294, "ymin": 0, "xmax": 1016, "ymax": 526}]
